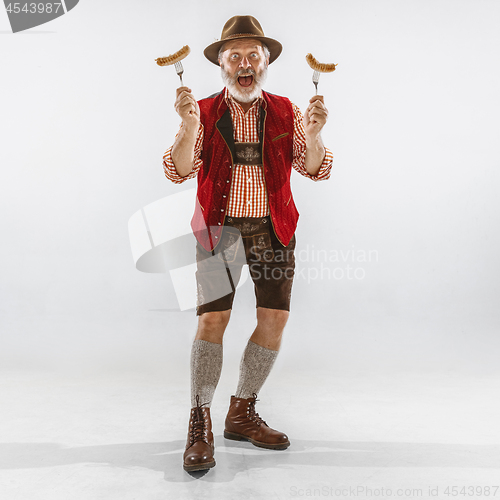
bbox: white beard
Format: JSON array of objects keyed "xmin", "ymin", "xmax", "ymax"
[{"xmin": 221, "ymin": 65, "xmax": 268, "ymax": 103}]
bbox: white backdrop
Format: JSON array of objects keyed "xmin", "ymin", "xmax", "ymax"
[{"xmin": 1, "ymin": 0, "xmax": 499, "ymax": 376}]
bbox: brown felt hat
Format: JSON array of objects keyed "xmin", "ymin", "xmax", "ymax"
[{"xmin": 204, "ymin": 15, "xmax": 282, "ymax": 66}]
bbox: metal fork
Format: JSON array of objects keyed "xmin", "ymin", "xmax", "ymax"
[
  {"xmin": 174, "ymin": 61, "xmax": 184, "ymax": 86},
  {"xmin": 312, "ymin": 70, "xmax": 320, "ymax": 95}
]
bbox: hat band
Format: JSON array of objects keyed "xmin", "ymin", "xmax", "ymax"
[{"xmin": 223, "ymin": 32, "xmax": 264, "ymax": 41}]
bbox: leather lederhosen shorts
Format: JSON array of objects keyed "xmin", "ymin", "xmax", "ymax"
[{"xmin": 195, "ymin": 216, "xmax": 296, "ymax": 316}]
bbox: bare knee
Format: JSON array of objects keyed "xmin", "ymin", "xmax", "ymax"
[
  {"xmin": 195, "ymin": 310, "xmax": 231, "ymax": 344},
  {"xmin": 257, "ymin": 308, "xmax": 289, "ymax": 333},
  {"xmin": 250, "ymin": 308, "xmax": 289, "ymax": 350}
]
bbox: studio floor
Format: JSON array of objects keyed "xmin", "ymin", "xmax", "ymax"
[{"xmin": 1, "ymin": 369, "xmax": 499, "ymax": 500}]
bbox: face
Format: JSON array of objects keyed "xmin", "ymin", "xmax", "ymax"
[{"xmin": 219, "ymin": 39, "xmax": 269, "ymax": 104}]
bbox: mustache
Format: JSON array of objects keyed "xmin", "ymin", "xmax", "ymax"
[
  {"xmin": 235, "ymin": 68, "xmax": 257, "ymax": 77},
  {"xmin": 223, "ymin": 67, "xmax": 258, "ymax": 84}
]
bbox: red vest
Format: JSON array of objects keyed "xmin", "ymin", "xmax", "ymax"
[{"xmin": 192, "ymin": 89, "xmax": 299, "ymax": 252}]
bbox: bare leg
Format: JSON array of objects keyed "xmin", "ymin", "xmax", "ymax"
[
  {"xmin": 195, "ymin": 309, "xmax": 232, "ymax": 344},
  {"xmin": 249, "ymin": 307, "xmax": 289, "ymax": 350}
]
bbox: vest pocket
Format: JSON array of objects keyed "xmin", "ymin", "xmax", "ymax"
[{"xmin": 271, "ymin": 132, "xmax": 290, "ymax": 142}]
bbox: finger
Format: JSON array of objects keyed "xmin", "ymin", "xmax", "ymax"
[
  {"xmin": 176, "ymin": 86, "xmax": 192, "ymax": 97},
  {"xmin": 308, "ymin": 112, "xmax": 327, "ymax": 123},
  {"xmin": 305, "ymin": 104, "xmax": 327, "ymax": 118},
  {"xmin": 176, "ymin": 91, "xmax": 195, "ymax": 105},
  {"xmin": 309, "ymin": 95, "xmax": 324, "ymax": 104},
  {"xmin": 177, "ymin": 100, "xmax": 195, "ymax": 111},
  {"xmin": 175, "ymin": 99, "xmax": 196, "ymax": 114},
  {"xmin": 177, "ymin": 105, "xmax": 196, "ymax": 118},
  {"xmin": 309, "ymin": 109, "xmax": 328, "ymax": 119},
  {"xmin": 308, "ymin": 108, "xmax": 328, "ymax": 120},
  {"xmin": 309, "ymin": 110, "xmax": 327, "ymax": 120},
  {"xmin": 308, "ymin": 101, "xmax": 327, "ymax": 113},
  {"xmin": 314, "ymin": 101, "xmax": 327, "ymax": 111},
  {"xmin": 309, "ymin": 116, "xmax": 326, "ymax": 127},
  {"xmin": 309, "ymin": 101, "xmax": 327, "ymax": 111},
  {"xmin": 178, "ymin": 95, "xmax": 196, "ymax": 107},
  {"xmin": 175, "ymin": 103, "xmax": 194, "ymax": 118}
]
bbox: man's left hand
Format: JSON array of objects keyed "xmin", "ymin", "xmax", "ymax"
[{"xmin": 304, "ymin": 95, "xmax": 328, "ymax": 138}]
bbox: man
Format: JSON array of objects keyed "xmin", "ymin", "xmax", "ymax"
[{"xmin": 163, "ymin": 15, "xmax": 333, "ymax": 472}]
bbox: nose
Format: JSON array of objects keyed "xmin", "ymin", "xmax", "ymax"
[{"xmin": 239, "ymin": 57, "xmax": 251, "ymax": 69}]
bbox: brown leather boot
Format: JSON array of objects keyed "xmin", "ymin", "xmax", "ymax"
[
  {"xmin": 224, "ymin": 393, "xmax": 290, "ymax": 450},
  {"xmin": 183, "ymin": 396, "xmax": 215, "ymax": 472}
]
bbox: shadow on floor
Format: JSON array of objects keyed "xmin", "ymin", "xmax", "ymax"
[{"xmin": 1, "ymin": 438, "xmax": 499, "ymax": 483}]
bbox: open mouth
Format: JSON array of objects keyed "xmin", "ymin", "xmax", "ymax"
[{"xmin": 237, "ymin": 75, "xmax": 254, "ymax": 88}]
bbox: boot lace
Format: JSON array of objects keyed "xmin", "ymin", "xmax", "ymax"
[
  {"xmin": 247, "ymin": 393, "xmax": 267, "ymax": 427},
  {"xmin": 189, "ymin": 394, "xmax": 209, "ymax": 445}
]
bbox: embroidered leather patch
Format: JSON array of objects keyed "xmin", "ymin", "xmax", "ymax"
[
  {"xmin": 218, "ymin": 230, "xmax": 241, "ymax": 263},
  {"xmin": 234, "ymin": 142, "xmax": 262, "ymax": 166}
]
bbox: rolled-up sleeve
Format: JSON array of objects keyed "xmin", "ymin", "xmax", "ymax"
[
  {"xmin": 162, "ymin": 123, "xmax": 204, "ymax": 184},
  {"xmin": 291, "ymin": 102, "xmax": 333, "ymax": 181}
]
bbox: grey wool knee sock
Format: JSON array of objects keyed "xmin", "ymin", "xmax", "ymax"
[
  {"xmin": 235, "ymin": 340, "xmax": 279, "ymax": 399},
  {"xmin": 190, "ymin": 339, "xmax": 223, "ymax": 408}
]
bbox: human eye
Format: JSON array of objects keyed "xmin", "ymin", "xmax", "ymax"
[{"xmin": 230, "ymin": 53, "xmax": 239, "ymax": 60}]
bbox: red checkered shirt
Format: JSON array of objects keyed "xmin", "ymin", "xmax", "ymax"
[{"xmin": 163, "ymin": 88, "xmax": 333, "ymax": 217}]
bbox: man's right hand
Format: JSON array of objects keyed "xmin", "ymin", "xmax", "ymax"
[{"xmin": 174, "ymin": 86, "xmax": 200, "ymax": 129}]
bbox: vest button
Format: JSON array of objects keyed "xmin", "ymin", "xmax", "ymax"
[
  {"xmin": 220, "ymin": 209, "xmax": 224, "ymax": 212},
  {"xmin": 218, "ymin": 222, "xmax": 221, "ymax": 225},
  {"xmin": 223, "ymin": 195, "xmax": 226, "ymax": 198},
  {"xmin": 226, "ymin": 180, "xmax": 229, "ymax": 183}
]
